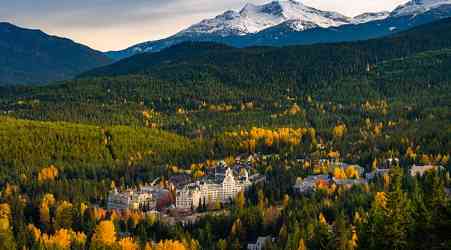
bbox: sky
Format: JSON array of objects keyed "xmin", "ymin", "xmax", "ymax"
[{"xmin": 0, "ymin": 0, "xmax": 409, "ymax": 52}]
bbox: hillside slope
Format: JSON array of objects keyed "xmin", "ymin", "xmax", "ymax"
[{"xmin": 0, "ymin": 22, "xmax": 112, "ymax": 86}]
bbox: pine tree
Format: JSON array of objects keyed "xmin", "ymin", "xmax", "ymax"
[
  {"xmin": 383, "ymin": 166, "xmax": 412, "ymax": 250},
  {"xmin": 334, "ymin": 212, "xmax": 350, "ymax": 250}
]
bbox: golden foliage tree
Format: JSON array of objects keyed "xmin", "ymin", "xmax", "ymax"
[
  {"xmin": 72, "ymin": 231, "xmax": 87, "ymax": 249},
  {"xmin": 40, "ymin": 193, "xmax": 55, "ymax": 231},
  {"xmin": 333, "ymin": 167, "xmax": 346, "ymax": 179},
  {"xmin": 38, "ymin": 165, "xmax": 59, "ymax": 183},
  {"xmin": 374, "ymin": 192, "xmax": 387, "ymax": 209},
  {"xmin": 0, "ymin": 203, "xmax": 11, "ymax": 221},
  {"xmin": 117, "ymin": 237, "xmax": 139, "ymax": 250},
  {"xmin": 155, "ymin": 240, "xmax": 187, "ymax": 250},
  {"xmin": 91, "ymin": 220, "xmax": 116, "ymax": 247},
  {"xmin": 333, "ymin": 124, "xmax": 347, "ymax": 139},
  {"xmin": 145, "ymin": 242, "xmax": 154, "ymax": 250},
  {"xmin": 319, "ymin": 212, "xmax": 327, "ymax": 225},
  {"xmin": 41, "ymin": 229, "xmax": 72, "ymax": 249},
  {"xmin": 298, "ymin": 238, "xmax": 307, "ymax": 250},
  {"xmin": 345, "ymin": 166, "xmax": 360, "ymax": 179},
  {"xmin": 27, "ymin": 224, "xmax": 42, "ymax": 242}
]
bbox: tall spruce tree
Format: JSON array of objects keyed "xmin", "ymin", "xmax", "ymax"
[{"xmin": 383, "ymin": 166, "xmax": 412, "ymax": 250}]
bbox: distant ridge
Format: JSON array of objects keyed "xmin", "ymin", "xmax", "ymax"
[{"xmin": 0, "ymin": 22, "xmax": 112, "ymax": 86}]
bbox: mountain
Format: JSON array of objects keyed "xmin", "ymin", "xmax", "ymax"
[
  {"xmin": 177, "ymin": 0, "xmax": 350, "ymax": 37},
  {"xmin": 83, "ymin": 17, "xmax": 451, "ymax": 86},
  {"xmin": 0, "ymin": 22, "xmax": 112, "ymax": 86},
  {"xmin": 106, "ymin": 0, "xmax": 451, "ymax": 60},
  {"xmin": 352, "ymin": 11, "xmax": 390, "ymax": 24},
  {"xmin": 106, "ymin": 0, "xmax": 352, "ymax": 60},
  {"xmin": 391, "ymin": 0, "xmax": 451, "ymax": 16}
]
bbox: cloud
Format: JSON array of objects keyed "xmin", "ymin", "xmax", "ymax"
[{"xmin": 0, "ymin": 0, "xmax": 409, "ymax": 51}]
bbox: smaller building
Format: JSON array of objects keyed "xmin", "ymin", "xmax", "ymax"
[
  {"xmin": 333, "ymin": 178, "xmax": 367, "ymax": 188},
  {"xmin": 247, "ymin": 236, "xmax": 274, "ymax": 250},
  {"xmin": 294, "ymin": 175, "xmax": 330, "ymax": 193},
  {"xmin": 107, "ymin": 186, "xmax": 170, "ymax": 211},
  {"xmin": 107, "ymin": 188, "xmax": 156, "ymax": 211},
  {"xmin": 410, "ymin": 165, "xmax": 444, "ymax": 177}
]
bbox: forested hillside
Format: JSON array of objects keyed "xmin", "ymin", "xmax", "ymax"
[
  {"xmin": 0, "ymin": 22, "xmax": 112, "ymax": 86},
  {"xmin": 83, "ymin": 17, "xmax": 451, "ymax": 90}
]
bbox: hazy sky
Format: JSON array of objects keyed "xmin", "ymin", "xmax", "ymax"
[{"xmin": 0, "ymin": 0, "xmax": 409, "ymax": 51}]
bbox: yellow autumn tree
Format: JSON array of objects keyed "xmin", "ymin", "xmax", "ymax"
[
  {"xmin": 145, "ymin": 242, "xmax": 154, "ymax": 250},
  {"xmin": 288, "ymin": 103, "xmax": 302, "ymax": 115},
  {"xmin": 27, "ymin": 224, "xmax": 42, "ymax": 242},
  {"xmin": 72, "ymin": 231, "xmax": 87, "ymax": 249},
  {"xmin": 298, "ymin": 238, "xmax": 307, "ymax": 250},
  {"xmin": 349, "ymin": 229, "xmax": 358, "ymax": 249},
  {"xmin": 333, "ymin": 167, "xmax": 346, "ymax": 179},
  {"xmin": 117, "ymin": 237, "xmax": 139, "ymax": 250},
  {"xmin": 374, "ymin": 192, "xmax": 387, "ymax": 209},
  {"xmin": 40, "ymin": 193, "xmax": 55, "ymax": 231},
  {"xmin": 41, "ymin": 229, "xmax": 72, "ymax": 249},
  {"xmin": 91, "ymin": 220, "xmax": 116, "ymax": 247},
  {"xmin": 345, "ymin": 166, "xmax": 360, "ymax": 179},
  {"xmin": 53, "ymin": 229, "xmax": 72, "ymax": 249},
  {"xmin": 0, "ymin": 203, "xmax": 11, "ymax": 221},
  {"xmin": 333, "ymin": 124, "xmax": 347, "ymax": 139},
  {"xmin": 38, "ymin": 165, "xmax": 59, "ymax": 183},
  {"xmin": 328, "ymin": 151, "xmax": 340, "ymax": 159},
  {"xmin": 155, "ymin": 240, "xmax": 186, "ymax": 250},
  {"xmin": 319, "ymin": 213, "xmax": 327, "ymax": 225}
]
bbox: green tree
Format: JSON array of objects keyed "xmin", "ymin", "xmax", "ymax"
[{"xmin": 383, "ymin": 166, "xmax": 412, "ymax": 250}]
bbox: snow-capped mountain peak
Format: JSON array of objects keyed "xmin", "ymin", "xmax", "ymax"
[
  {"xmin": 352, "ymin": 11, "xmax": 390, "ymax": 24},
  {"xmin": 177, "ymin": 0, "xmax": 351, "ymax": 37},
  {"xmin": 391, "ymin": 0, "xmax": 451, "ymax": 17},
  {"xmin": 106, "ymin": 0, "xmax": 451, "ymax": 60}
]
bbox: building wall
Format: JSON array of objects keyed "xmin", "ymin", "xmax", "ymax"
[{"xmin": 176, "ymin": 168, "xmax": 253, "ymax": 210}]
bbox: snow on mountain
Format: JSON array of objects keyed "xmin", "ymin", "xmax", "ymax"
[
  {"xmin": 283, "ymin": 19, "xmax": 320, "ymax": 31},
  {"xmin": 391, "ymin": 0, "xmax": 451, "ymax": 17},
  {"xmin": 352, "ymin": 11, "xmax": 390, "ymax": 24},
  {"xmin": 106, "ymin": 0, "xmax": 451, "ymax": 60},
  {"xmin": 177, "ymin": 0, "xmax": 351, "ymax": 37}
]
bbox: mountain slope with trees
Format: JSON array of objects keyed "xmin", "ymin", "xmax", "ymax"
[
  {"xmin": 0, "ymin": 22, "xmax": 112, "ymax": 86},
  {"xmin": 82, "ymin": 17, "xmax": 451, "ymax": 91}
]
